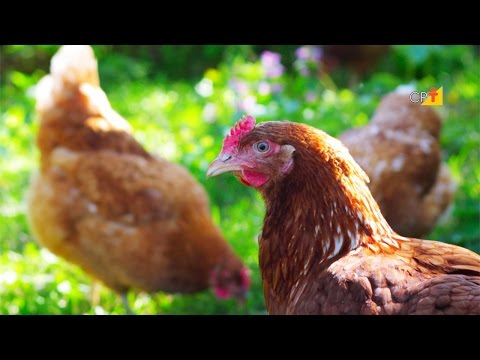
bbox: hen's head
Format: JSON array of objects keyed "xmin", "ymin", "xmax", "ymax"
[
  {"xmin": 206, "ymin": 115, "xmax": 297, "ymax": 188},
  {"xmin": 209, "ymin": 265, "xmax": 250, "ymax": 303},
  {"xmin": 207, "ymin": 115, "xmax": 398, "ymax": 258}
]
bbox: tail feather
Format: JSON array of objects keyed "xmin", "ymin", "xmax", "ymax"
[
  {"xmin": 50, "ymin": 45, "xmax": 99, "ymax": 89},
  {"xmin": 35, "ymin": 45, "xmax": 131, "ymax": 133},
  {"xmin": 36, "ymin": 45, "xmax": 98, "ymax": 112}
]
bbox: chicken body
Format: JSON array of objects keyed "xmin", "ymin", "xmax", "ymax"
[
  {"xmin": 339, "ymin": 89, "xmax": 455, "ymax": 237},
  {"xmin": 27, "ymin": 46, "xmax": 248, "ymax": 302},
  {"xmin": 264, "ymin": 236, "xmax": 480, "ymax": 315},
  {"xmin": 28, "ymin": 149, "xmax": 232, "ymax": 294},
  {"xmin": 317, "ymin": 240, "xmax": 480, "ymax": 315},
  {"xmin": 207, "ymin": 117, "xmax": 480, "ymax": 315}
]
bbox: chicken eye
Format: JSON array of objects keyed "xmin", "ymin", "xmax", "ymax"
[{"xmin": 254, "ymin": 141, "xmax": 270, "ymax": 153}]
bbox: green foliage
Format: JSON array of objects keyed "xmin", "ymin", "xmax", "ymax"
[{"xmin": 0, "ymin": 45, "xmax": 478, "ymax": 314}]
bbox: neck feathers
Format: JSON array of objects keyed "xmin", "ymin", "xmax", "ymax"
[{"xmin": 260, "ymin": 125, "xmax": 399, "ymax": 271}]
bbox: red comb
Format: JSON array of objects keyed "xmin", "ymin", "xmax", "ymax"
[{"xmin": 221, "ymin": 115, "xmax": 256, "ymax": 153}]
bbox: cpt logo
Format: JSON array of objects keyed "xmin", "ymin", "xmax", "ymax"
[{"xmin": 409, "ymin": 86, "xmax": 443, "ymax": 106}]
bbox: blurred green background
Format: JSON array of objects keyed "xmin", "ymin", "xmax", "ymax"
[{"xmin": 0, "ymin": 45, "xmax": 479, "ymax": 315}]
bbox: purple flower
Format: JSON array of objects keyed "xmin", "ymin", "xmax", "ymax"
[
  {"xmin": 258, "ymin": 81, "xmax": 271, "ymax": 96},
  {"xmin": 305, "ymin": 91, "xmax": 317, "ymax": 103},
  {"xmin": 299, "ymin": 67, "xmax": 310, "ymax": 77},
  {"xmin": 311, "ymin": 47, "xmax": 322, "ymax": 61},
  {"xmin": 260, "ymin": 51, "xmax": 284, "ymax": 78},
  {"xmin": 295, "ymin": 46, "xmax": 323, "ymax": 62},
  {"xmin": 271, "ymin": 83, "xmax": 284, "ymax": 93},
  {"xmin": 237, "ymin": 95, "xmax": 257, "ymax": 113},
  {"xmin": 229, "ymin": 78, "xmax": 249, "ymax": 95},
  {"xmin": 294, "ymin": 46, "xmax": 322, "ymax": 77},
  {"xmin": 295, "ymin": 47, "xmax": 310, "ymax": 61}
]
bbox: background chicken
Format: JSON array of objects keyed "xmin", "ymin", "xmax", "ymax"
[
  {"xmin": 339, "ymin": 87, "xmax": 456, "ymax": 238},
  {"xmin": 207, "ymin": 115, "xmax": 480, "ymax": 315},
  {"xmin": 26, "ymin": 45, "xmax": 250, "ymax": 313}
]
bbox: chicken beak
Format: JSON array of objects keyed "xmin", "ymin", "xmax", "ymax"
[{"xmin": 206, "ymin": 155, "xmax": 244, "ymax": 177}]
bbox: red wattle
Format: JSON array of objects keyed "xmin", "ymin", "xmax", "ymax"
[
  {"xmin": 240, "ymin": 170, "xmax": 269, "ymax": 187},
  {"xmin": 239, "ymin": 177, "xmax": 251, "ymax": 186}
]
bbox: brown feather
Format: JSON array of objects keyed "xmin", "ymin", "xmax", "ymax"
[
  {"xmin": 339, "ymin": 90, "xmax": 455, "ymax": 237},
  {"xmin": 27, "ymin": 45, "xmax": 247, "ymax": 299},
  {"xmin": 237, "ymin": 121, "xmax": 480, "ymax": 315}
]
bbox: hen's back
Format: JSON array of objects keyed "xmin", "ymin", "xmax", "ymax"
[
  {"xmin": 317, "ymin": 238, "xmax": 480, "ymax": 315},
  {"xmin": 27, "ymin": 147, "xmax": 222, "ymax": 293}
]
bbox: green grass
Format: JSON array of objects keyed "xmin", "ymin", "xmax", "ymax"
[{"xmin": 0, "ymin": 45, "xmax": 479, "ymax": 314}]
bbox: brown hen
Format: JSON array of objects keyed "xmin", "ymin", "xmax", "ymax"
[
  {"xmin": 339, "ymin": 87, "xmax": 456, "ymax": 238},
  {"xmin": 207, "ymin": 116, "xmax": 480, "ymax": 315},
  {"xmin": 26, "ymin": 45, "xmax": 250, "ymax": 312}
]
